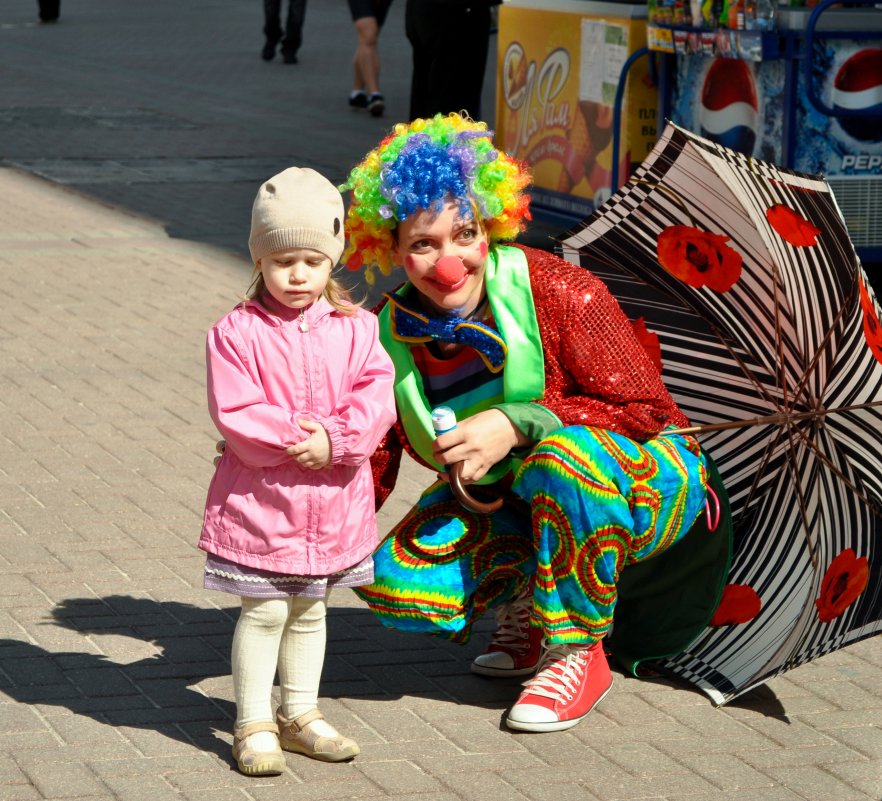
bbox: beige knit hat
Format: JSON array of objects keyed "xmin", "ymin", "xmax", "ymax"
[{"xmin": 248, "ymin": 167, "xmax": 345, "ymax": 265}]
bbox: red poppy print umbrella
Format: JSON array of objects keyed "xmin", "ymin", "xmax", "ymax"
[{"xmin": 558, "ymin": 123, "xmax": 882, "ymax": 705}]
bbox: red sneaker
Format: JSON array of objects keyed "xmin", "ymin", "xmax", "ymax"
[
  {"xmin": 471, "ymin": 594, "xmax": 545, "ymax": 677},
  {"xmin": 505, "ymin": 641, "xmax": 612, "ymax": 732}
]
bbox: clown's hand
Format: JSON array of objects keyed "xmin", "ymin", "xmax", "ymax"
[{"xmin": 431, "ymin": 409, "xmax": 527, "ymax": 484}]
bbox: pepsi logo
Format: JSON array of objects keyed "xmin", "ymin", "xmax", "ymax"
[
  {"xmin": 700, "ymin": 59, "xmax": 759, "ymax": 155},
  {"xmin": 832, "ymin": 48, "xmax": 882, "ymax": 142}
]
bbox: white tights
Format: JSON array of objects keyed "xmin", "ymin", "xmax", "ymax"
[{"xmin": 231, "ymin": 592, "xmax": 328, "ymax": 727}]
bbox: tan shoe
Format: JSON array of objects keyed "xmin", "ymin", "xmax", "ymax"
[
  {"xmin": 276, "ymin": 708, "xmax": 360, "ymax": 762},
  {"xmin": 232, "ymin": 720, "xmax": 285, "ymax": 776}
]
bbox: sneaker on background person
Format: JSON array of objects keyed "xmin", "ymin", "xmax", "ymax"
[
  {"xmin": 367, "ymin": 93, "xmax": 385, "ymax": 117},
  {"xmin": 349, "ymin": 90, "xmax": 369, "ymax": 109}
]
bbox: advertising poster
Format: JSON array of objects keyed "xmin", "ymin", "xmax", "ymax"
[
  {"xmin": 794, "ymin": 41, "xmax": 882, "ymax": 177},
  {"xmin": 670, "ymin": 54, "xmax": 785, "ymax": 164},
  {"xmin": 668, "ymin": 40, "xmax": 881, "ymax": 251},
  {"xmin": 497, "ymin": 2, "xmax": 657, "ymax": 219}
]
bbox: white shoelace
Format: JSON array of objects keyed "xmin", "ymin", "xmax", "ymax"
[
  {"xmin": 520, "ymin": 644, "xmax": 590, "ymax": 702},
  {"xmin": 491, "ymin": 595, "xmax": 532, "ymax": 649}
]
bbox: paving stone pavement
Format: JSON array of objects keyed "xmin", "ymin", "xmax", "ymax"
[{"xmin": 1, "ymin": 2, "xmax": 880, "ymax": 801}]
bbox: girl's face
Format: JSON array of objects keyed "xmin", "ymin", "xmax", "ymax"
[
  {"xmin": 393, "ymin": 201, "xmax": 489, "ymax": 317},
  {"xmin": 258, "ymin": 248, "xmax": 332, "ymax": 310}
]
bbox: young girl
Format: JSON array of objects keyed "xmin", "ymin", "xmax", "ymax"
[{"xmin": 199, "ymin": 167, "xmax": 396, "ymax": 775}]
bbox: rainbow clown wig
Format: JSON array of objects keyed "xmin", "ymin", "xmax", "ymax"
[{"xmin": 341, "ymin": 113, "xmax": 531, "ymax": 285}]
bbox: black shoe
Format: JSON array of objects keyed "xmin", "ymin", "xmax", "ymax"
[
  {"xmin": 282, "ymin": 51, "xmax": 298, "ymax": 64},
  {"xmin": 349, "ymin": 92, "xmax": 368, "ymax": 110},
  {"xmin": 262, "ymin": 40, "xmax": 277, "ymax": 61},
  {"xmin": 367, "ymin": 93, "xmax": 385, "ymax": 117}
]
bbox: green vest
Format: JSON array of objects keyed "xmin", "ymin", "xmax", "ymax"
[{"xmin": 378, "ymin": 246, "xmax": 545, "ymax": 483}]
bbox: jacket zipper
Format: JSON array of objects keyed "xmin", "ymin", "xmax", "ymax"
[{"xmin": 300, "ymin": 308, "xmax": 316, "ymax": 567}]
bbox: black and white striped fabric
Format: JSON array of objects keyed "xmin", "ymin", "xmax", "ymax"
[{"xmin": 559, "ymin": 123, "xmax": 882, "ymax": 705}]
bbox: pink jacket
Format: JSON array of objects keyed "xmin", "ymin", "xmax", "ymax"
[{"xmin": 198, "ymin": 295, "xmax": 396, "ymax": 576}]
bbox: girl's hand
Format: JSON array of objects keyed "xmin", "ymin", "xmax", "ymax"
[
  {"xmin": 431, "ymin": 409, "xmax": 527, "ymax": 484},
  {"xmin": 286, "ymin": 420, "xmax": 331, "ymax": 469}
]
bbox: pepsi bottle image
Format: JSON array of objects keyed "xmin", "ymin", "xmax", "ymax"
[
  {"xmin": 831, "ymin": 48, "xmax": 882, "ymax": 143},
  {"xmin": 699, "ymin": 58, "xmax": 760, "ymax": 156}
]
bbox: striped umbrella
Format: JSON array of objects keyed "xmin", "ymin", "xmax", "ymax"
[{"xmin": 558, "ymin": 122, "xmax": 882, "ymax": 705}]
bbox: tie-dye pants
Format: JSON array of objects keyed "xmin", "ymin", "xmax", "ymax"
[{"xmin": 357, "ymin": 425, "xmax": 708, "ymax": 645}]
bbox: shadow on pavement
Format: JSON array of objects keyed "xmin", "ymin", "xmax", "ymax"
[
  {"xmin": 724, "ymin": 683, "xmax": 789, "ymax": 719},
  {"xmin": 0, "ymin": 594, "xmax": 524, "ymax": 760}
]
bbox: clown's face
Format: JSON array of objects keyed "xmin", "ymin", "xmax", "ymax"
[{"xmin": 393, "ymin": 201, "xmax": 489, "ymax": 317}]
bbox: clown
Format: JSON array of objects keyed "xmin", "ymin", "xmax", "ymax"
[{"xmin": 343, "ymin": 113, "xmax": 715, "ymax": 733}]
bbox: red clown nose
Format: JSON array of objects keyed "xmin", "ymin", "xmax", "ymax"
[{"xmin": 433, "ymin": 255, "xmax": 467, "ymax": 287}]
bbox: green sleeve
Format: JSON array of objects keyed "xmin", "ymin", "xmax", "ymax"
[{"xmin": 492, "ymin": 402, "xmax": 562, "ymax": 447}]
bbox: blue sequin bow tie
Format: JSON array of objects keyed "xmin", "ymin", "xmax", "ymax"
[{"xmin": 386, "ymin": 292, "xmax": 507, "ymax": 373}]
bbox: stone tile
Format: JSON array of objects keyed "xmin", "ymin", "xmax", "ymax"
[
  {"xmin": 0, "ymin": 784, "xmax": 42, "ymax": 801},
  {"xmin": 739, "ymin": 743, "xmax": 869, "ymax": 770},
  {"xmin": 523, "ymin": 784, "xmax": 603, "ymax": 801},
  {"xmin": 179, "ymin": 790, "xmax": 254, "ymax": 801},
  {"xmin": 673, "ymin": 752, "xmax": 778, "ymax": 791},
  {"xmin": 353, "ymin": 760, "xmax": 446, "ymax": 795},
  {"xmin": 719, "ymin": 710, "xmax": 834, "ymax": 750},
  {"xmin": 826, "ymin": 759, "xmax": 882, "ymax": 798},
  {"xmin": 802, "ymin": 680, "xmax": 882, "ymax": 712},
  {"xmin": 0, "ymin": 703, "xmax": 47, "ymax": 732},
  {"xmin": 763, "ymin": 765, "xmax": 874, "ymax": 800},
  {"xmin": 249, "ymin": 780, "xmax": 442, "ymax": 801},
  {"xmin": 590, "ymin": 741, "xmax": 684, "ymax": 778},
  {"xmin": 662, "ymin": 790, "xmax": 805, "ymax": 801},
  {"xmin": 826, "ymin": 726, "xmax": 882, "ymax": 759},
  {"xmin": 18, "ymin": 762, "xmax": 106, "ymax": 799}
]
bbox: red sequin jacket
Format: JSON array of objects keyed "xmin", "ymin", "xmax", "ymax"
[{"xmin": 371, "ymin": 245, "xmax": 690, "ymax": 508}]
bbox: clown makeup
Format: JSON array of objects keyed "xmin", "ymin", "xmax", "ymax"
[{"xmin": 393, "ymin": 201, "xmax": 490, "ymax": 317}]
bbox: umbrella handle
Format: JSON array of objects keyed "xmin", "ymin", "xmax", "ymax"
[{"xmin": 449, "ymin": 462, "xmax": 504, "ymax": 514}]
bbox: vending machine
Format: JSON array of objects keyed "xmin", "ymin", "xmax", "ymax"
[{"xmin": 658, "ymin": 2, "xmax": 882, "ymax": 261}]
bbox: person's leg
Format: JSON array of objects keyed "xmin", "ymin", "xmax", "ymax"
[
  {"xmin": 352, "ymin": 16, "xmax": 380, "ymax": 94},
  {"xmin": 515, "ymin": 427, "xmax": 708, "ymax": 645},
  {"xmin": 230, "ymin": 597, "xmax": 287, "ymax": 774},
  {"xmin": 351, "ymin": 15, "xmax": 384, "ymax": 115},
  {"xmin": 505, "ymin": 426, "xmax": 708, "ymax": 732},
  {"xmin": 355, "ymin": 479, "xmax": 535, "ymax": 640},
  {"xmin": 470, "ymin": 580, "xmax": 545, "ymax": 677},
  {"xmin": 276, "ymin": 592, "xmax": 359, "ymax": 762},
  {"xmin": 281, "ymin": 0, "xmax": 307, "ymax": 63},
  {"xmin": 262, "ymin": 0, "xmax": 283, "ymax": 60},
  {"xmin": 276, "ymin": 594, "xmax": 327, "ymax": 720}
]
